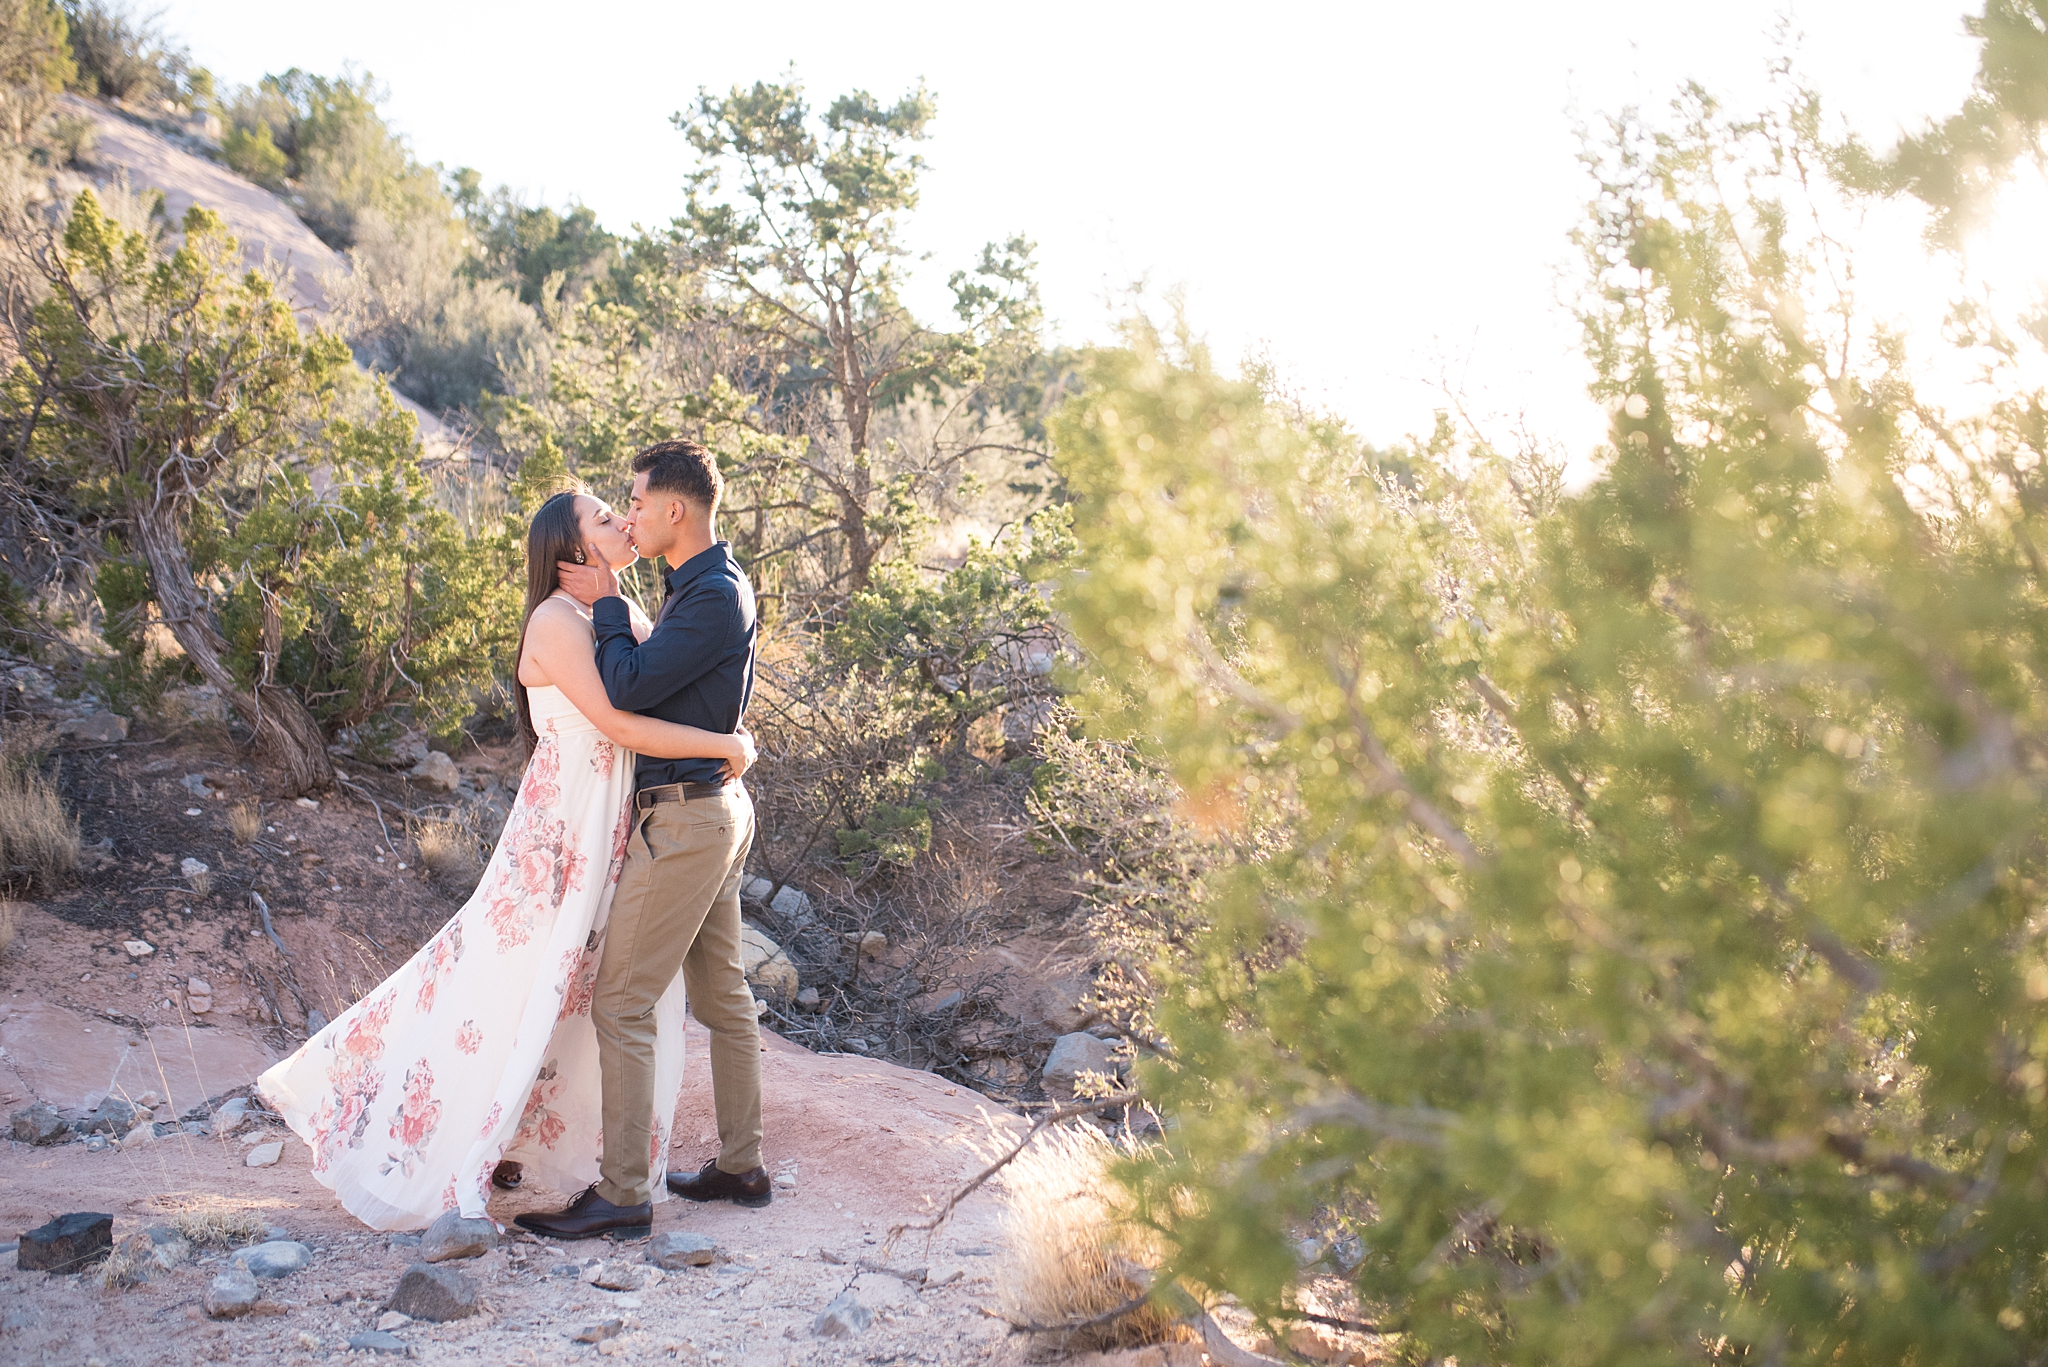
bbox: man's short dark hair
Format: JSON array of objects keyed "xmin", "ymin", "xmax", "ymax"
[{"xmin": 632, "ymin": 440, "xmax": 721, "ymax": 514}]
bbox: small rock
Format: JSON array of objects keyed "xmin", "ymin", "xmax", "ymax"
[
  {"xmin": 590, "ymin": 1260, "xmax": 661, "ymax": 1291},
  {"xmin": 773, "ymin": 1172, "xmax": 798, "ymax": 1191},
  {"xmin": 144, "ymin": 1226, "xmax": 190, "ymax": 1271},
  {"xmin": 347, "ymin": 1331, "xmax": 411, "ymax": 1356},
  {"xmin": 376, "ymin": 1311, "xmax": 412, "ymax": 1331},
  {"xmin": 387, "ymin": 1262, "xmax": 479, "ymax": 1321},
  {"xmin": 118, "ymin": 1121, "xmax": 156, "ymax": 1148},
  {"xmin": 812, "ymin": 1291, "xmax": 872, "ymax": 1339},
  {"xmin": 572, "ymin": 1318, "xmax": 625, "ymax": 1344},
  {"xmin": 215, "ymin": 1097, "xmax": 252, "ymax": 1133},
  {"xmin": 56, "ymin": 713, "xmax": 128, "ymax": 743},
  {"xmin": 159, "ymin": 684, "xmax": 228, "ymax": 728},
  {"xmin": 739, "ymin": 922, "xmax": 798, "ymax": 1001},
  {"xmin": 245, "ymin": 1140, "xmax": 283, "ymax": 1168},
  {"xmin": 1042, "ymin": 1031, "xmax": 1123, "ymax": 1097},
  {"xmin": 74, "ymin": 1098, "xmax": 135, "ymax": 1139},
  {"xmin": 181, "ymin": 1119, "xmax": 211, "ymax": 1136},
  {"xmin": 295, "ymin": 796, "xmax": 319, "ymax": 808},
  {"xmin": 233, "ymin": 1240, "xmax": 313, "ymax": 1278},
  {"xmin": 770, "ymin": 883, "xmax": 813, "ymax": 921},
  {"xmin": 11, "ymin": 1102, "xmax": 68, "ymax": 1145},
  {"xmin": 203, "ymin": 1268, "xmax": 261, "ymax": 1318},
  {"xmin": 645, "ymin": 1230, "xmax": 718, "ymax": 1269},
  {"xmin": 928, "ymin": 989, "xmax": 964, "ymax": 1014},
  {"xmin": 123, "ymin": 939, "xmax": 154, "ymax": 958},
  {"xmin": 16, "ymin": 1212, "xmax": 112, "ymax": 1272},
  {"xmin": 419, "ymin": 1211, "xmax": 497, "ymax": 1263},
  {"xmin": 306, "ymin": 1009, "xmax": 329, "ymax": 1035},
  {"xmin": 1, "ymin": 1305, "xmax": 40, "ymax": 1332},
  {"xmin": 408, "ymin": 752, "xmax": 459, "ymax": 792},
  {"xmin": 180, "ymin": 856, "xmax": 210, "ymax": 888},
  {"xmin": 387, "ymin": 1233, "xmax": 421, "ymax": 1249},
  {"xmin": 741, "ymin": 876, "xmax": 771, "ymax": 901},
  {"xmin": 843, "ymin": 930, "xmax": 887, "ymax": 961},
  {"xmin": 795, "ymin": 986, "xmax": 822, "ymax": 1012},
  {"xmin": 180, "ymin": 775, "xmax": 213, "ymax": 798}
]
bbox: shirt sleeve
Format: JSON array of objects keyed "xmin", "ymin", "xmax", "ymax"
[{"xmin": 592, "ymin": 584, "xmax": 735, "ymax": 711}]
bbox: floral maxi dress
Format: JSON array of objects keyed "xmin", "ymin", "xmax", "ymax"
[{"xmin": 258, "ymin": 685, "xmax": 689, "ymax": 1230}]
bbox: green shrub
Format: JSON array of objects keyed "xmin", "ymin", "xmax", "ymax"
[
  {"xmin": 0, "ymin": 0, "xmax": 74, "ymax": 147},
  {"xmin": 1055, "ymin": 58, "xmax": 2048, "ymax": 1362},
  {"xmin": 61, "ymin": 0, "xmax": 183, "ymax": 104},
  {"xmin": 220, "ymin": 120, "xmax": 284, "ymax": 187},
  {"xmin": 219, "ymin": 68, "xmax": 445, "ymax": 249}
]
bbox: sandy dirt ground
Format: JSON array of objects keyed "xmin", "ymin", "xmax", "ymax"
[{"xmin": 2, "ymin": 1012, "xmax": 1038, "ymax": 1366}]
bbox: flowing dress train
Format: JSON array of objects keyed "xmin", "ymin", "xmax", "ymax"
[{"xmin": 257, "ymin": 684, "xmax": 688, "ymax": 1230}]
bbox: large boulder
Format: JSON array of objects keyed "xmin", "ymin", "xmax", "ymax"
[
  {"xmin": 1042, "ymin": 1032, "xmax": 1124, "ymax": 1098},
  {"xmin": 17, "ymin": 1213, "xmax": 112, "ymax": 1272},
  {"xmin": 74, "ymin": 1095, "xmax": 135, "ymax": 1136},
  {"xmin": 408, "ymin": 752, "xmax": 459, "ymax": 792},
  {"xmin": 740, "ymin": 922, "xmax": 799, "ymax": 1002},
  {"xmin": 157, "ymin": 684, "xmax": 228, "ymax": 728},
  {"xmin": 55, "ymin": 712, "xmax": 127, "ymax": 743}
]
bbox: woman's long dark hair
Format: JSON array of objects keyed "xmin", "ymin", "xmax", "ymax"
[{"xmin": 515, "ymin": 489, "xmax": 588, "ymax": 757}]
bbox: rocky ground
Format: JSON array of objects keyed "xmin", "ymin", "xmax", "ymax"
[
  {"xmin": 0, "ymin": 668, "xmax": 1248, "ymax": 1366},
  {"xmin": 1, "ymin": 1015, "xmax": 1049, "ymax": 1365}
]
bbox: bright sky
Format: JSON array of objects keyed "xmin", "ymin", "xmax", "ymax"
[{"xmin": 158, "ymin": 0, "xmax": 1983, "ymax": 459}]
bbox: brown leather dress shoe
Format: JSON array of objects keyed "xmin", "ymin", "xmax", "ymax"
[
  {"xmin": 666, "ymin": 1159, "xmax": 772, "ymax": 1208},
  {"xmin": 512, "ymin": 1184, "xmax": 652, "ymax": 1240}
]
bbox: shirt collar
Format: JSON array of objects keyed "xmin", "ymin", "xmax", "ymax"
[{"xmin": 664, "ymin": 541, "xmax": 732, "ymax": 596}]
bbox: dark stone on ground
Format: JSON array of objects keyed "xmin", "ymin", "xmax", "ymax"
[
  {"xmin": 647, "ymin": 1231, "xmax": 717, "ymax": 1269},
  {"xmin": 9, "ymin": 1103, "xmax": 66, "ymax": 1146},
  {"xmin": 388, "ymin": 1262, "xmax": 479, "ymax": 1321},
  {"xmin": 419, "ymin": 1210, "xmax": 497, "ymax": 1262},
  {"xmin": 204, "ymin": 1268, "xmax": 261, "ymax": 1318},
  {"xmin": 75, "ymin": 1095, "xmax": 136, "ymax": 1136},
  {"xmin": 17, "ymin": 1213, "xmax": 112, "ymax": 1272},
  {"xmin": 572, "ymin": 1318, "xmax": 625, "ymax": 1344}
]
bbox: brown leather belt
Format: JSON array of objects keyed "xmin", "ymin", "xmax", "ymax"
[{"xmin": 634, "ymin": 782, "xmax": 731, "ymax": 810}]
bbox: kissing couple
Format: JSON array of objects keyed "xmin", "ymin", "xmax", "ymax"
[{"xmin": 259, "ymin": 439, "xmax": 773, "ymax": 1237}]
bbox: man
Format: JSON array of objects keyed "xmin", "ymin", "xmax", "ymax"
[{"xmin": 515, "ymin": 439, "xmax": 770, "ymax": 1241}]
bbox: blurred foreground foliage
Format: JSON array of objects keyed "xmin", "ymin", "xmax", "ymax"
[{"xmin": 1058, "ymin": 32, "xmax": 2048, "ymax": 1366}]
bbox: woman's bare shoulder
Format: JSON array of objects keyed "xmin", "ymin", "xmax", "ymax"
[{"xmin": 529, "ymin": 596, "xmax": 595, "ymax": 636}]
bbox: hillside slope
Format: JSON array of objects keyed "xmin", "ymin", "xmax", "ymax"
[{"xmin": 57, "ymin": 95, "xmax": 457, "ymax": 457}]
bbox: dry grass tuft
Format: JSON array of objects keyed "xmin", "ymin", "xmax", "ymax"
[
  {"xmin": 0, "ymin": 724, "xmax": 79, "ymax": 894},
  {"xmin": 412, "ymin": 813, "xmax": 483, "ymax": 887},
  {"xmin": 97, "ymin": 1232, "xmax": 157, "ymax": 1290},
  {"xmin": 995, "ymin": 1122, "xmax": 1189, "ymax": 1353},
  {"xmin": 159, "ymin": 1194, "xmax": 270, "ymax": 1247},
  {"xmin": 230, "ymin": 800, "xmax": 262, "ymax": 845}
]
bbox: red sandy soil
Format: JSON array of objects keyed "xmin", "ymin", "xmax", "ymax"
[{"xmin": 2, "ymin": 1013, "xmax": 1035, "ymax": 1366}]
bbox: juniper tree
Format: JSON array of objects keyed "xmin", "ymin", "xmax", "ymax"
[{"xmin": 1055, "ymin": 48, "xmax": 2048, "ymax": 1367}]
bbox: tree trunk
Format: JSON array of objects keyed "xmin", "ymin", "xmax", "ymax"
[{"xmin": 130, "ymin": 502, "xmax": 334, "ymax": 795}]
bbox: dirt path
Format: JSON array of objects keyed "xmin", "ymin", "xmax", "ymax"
[{"xmin": 2, "ymin": 1010, "xmax": 1033, "ymax": 1365}]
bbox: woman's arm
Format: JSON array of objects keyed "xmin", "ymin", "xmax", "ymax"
[{"xmin": 524, "ymin": 605, "xmax": 753, "ymax": 767}]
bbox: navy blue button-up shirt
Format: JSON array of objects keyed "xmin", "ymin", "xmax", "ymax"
[{"xmin": 591, "ymin": 542, "xmax": 757, "ymax": 790}]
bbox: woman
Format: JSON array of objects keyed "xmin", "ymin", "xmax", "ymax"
[{"xmin": 258, "ymin": 489, "xmax": 744, "ymax": 1231}]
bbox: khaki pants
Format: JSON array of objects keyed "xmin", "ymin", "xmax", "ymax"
[{"xmin": 593, "ymin": 784, "xmax": 759, "ymax": 1207}]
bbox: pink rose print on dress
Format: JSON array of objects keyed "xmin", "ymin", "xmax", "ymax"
[
  {"xmin": 477, "ymin": 1100, "xmax": 502, "ymax": 1139},
  {"xmin": 514, "ymin": 1061, "xmax": 568, "ymax": 1152},
  {"xmin": 439, "ymin": 1174, "xmax": 458, "ymax": 1213},
  {"xmin": 415, "ymin": 921, "xmax": 465, "ymax": 1014},
  {"xmin": 607, "ymin": 797, "xmax": 633, "ymax": 883},
  {"xmin": 454, "ymin": 1020, "xmax": 483, "ymax": 1055},
  {"xmin": 309, "ymin": 989, "xmax": 397, "ymax": 1172},
  {"xmin": 485, "ymin": 895, "xmax": 530, "ymax": 952},
  {"xmin": 591, "ymin": 739, "xmax": 615, "ymax": 779},
  {"xmin": 520, "ymin": 731, "xmax": 562, "ymax": 810},
  {"xmin": 556, "ymin": 942, "xmax": 600, "ymax": 1022},
  {"xmin": 380, "ymin": 1058, "xmax": 443, "ymax": 1179}
]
